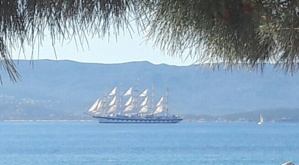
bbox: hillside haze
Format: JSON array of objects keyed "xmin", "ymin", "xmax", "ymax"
[{"xmin": 1, "ymin": 60, "xmax": 299, "ymax": 120}]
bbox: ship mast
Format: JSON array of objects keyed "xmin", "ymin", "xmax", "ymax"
[
  {"xmin": 151, "ymin": 84, "xmax": 155, "ymax": 114},
  {"xmin": 165, "ymin": 88, "xmax": 169, "ymax": 117},
  {"xmin": 103, "ymin": 86, "xmax": 108, "ymax": 116},
  {"xmin": 133, "ymin": 79, "xmax": 139, "ymax": 112},
  {"xmin": 118, "ymin": 84, "xmax": 123, "ymax": 114}
]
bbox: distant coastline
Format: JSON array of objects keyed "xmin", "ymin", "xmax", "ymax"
[
  {"xmin": 2, "ymin": 120, "xmax": 95, "ymax": 122},
  {"xmin": 1, "ymin": 60, "xmax": 299, "ymax": 121},
  {"xmin": 2, "ymin": 108, "xmax": 299, "ymax": 123}
]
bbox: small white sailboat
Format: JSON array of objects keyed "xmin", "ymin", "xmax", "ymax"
[{"xmin": 257, "ymin": 114, "xmax": 263, "ymax": 125}]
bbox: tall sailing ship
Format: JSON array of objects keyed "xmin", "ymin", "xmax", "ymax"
[{"xmin": 87, "ymin": 86, "xmax": 183, "ymax": 123}]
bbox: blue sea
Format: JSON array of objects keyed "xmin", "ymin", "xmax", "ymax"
[{"xmin": 0, "ymin": 122, "xmax": 298, "ymax": 165}]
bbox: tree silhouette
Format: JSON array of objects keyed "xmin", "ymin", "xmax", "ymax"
[{"xmin": 1, "ymin": 0, "xmax": 299, "ymax": 82}]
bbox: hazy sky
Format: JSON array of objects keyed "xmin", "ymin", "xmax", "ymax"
[{"xmin": 13, "ymin": 32, "xmax": 194, "ymax": 66}]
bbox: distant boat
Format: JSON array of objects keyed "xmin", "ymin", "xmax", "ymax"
[
  {"xmin": 281, "ymin": 161, "xmax": 295, "ymax": 165},
  {"xmin": 87, "ymin": 86, "xmax": 183, "ymax": 124},
  {"xmin": 257, "ymin": 114, "xmax": 264, "ymax": 125}
]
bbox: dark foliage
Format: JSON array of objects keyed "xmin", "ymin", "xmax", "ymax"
[{"xmin": 1, "ymin": 0, "xmax": 299, "ymax": 82}]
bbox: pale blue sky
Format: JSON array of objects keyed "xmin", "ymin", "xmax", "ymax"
[{"xmin": 13, "ymin": 32, "xmax": 194, "ymax": 66}]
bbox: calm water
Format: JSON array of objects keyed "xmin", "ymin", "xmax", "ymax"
[{"xmin": 0, "ymin": 122, "xmax": 298, "ymax": 165}]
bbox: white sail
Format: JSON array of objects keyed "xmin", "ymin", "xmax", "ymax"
[
  {"xmin": 94, "ymin": 101, "xmax": 103, "ymax": 114},
  {"xmin": 140, "ymin": 97, "xmax": 148, "ymax": 107},
  {"xmin": 88, "ymin": 99, "xmax": 104, "ymax": 115},
  {"xmin": 124, "ymin": 96, "xmax": 133, "ymax": 106},
  {"xmin": 124, "ymin": 104, "xmax": 134, "ymax": 112},
  {"xmin": 107, "ymin": 105, "xmax": 117, "ymax": 113},
  {"xmin": 138, "ymin": 97, "xmax": 148, "ymax": 113},
  {"xmin": 88, "ymin": 99, "xmax": 100, "ymax": 113},
  {"xmin": 156, "ymin": 97, "xmax": 164, "ymax": 107},
  {"xmin": 139, "ymin": 106, "xmax": 148, "ymax": 113},
  {"xmin": 260, "ymin": 114, "xmax": 264, "ymax": 122},
  {"xmin": 153, "ymin": 106, "xmax": 163, "ymax": 114},
  {"xmin": 108, "ymin": 87, "xmax": 117, "ymax": 96},
  {"xmin": 140, "ymin": 89, "xmax": 148, "ymax": 97},
  {"xmin": 108, "ymin": 96, "xmax": 117, "ymax": 106},
  {"xmin": 123, "ymin": 96, "xmax": 134, "ymax": 112},
  {"xmin": 258, "ymin": 114, "xmax": 263, "ymax": 125},
  {"xmin": 124, "ymin": 87, "xmax": 132, "ymax": 96},
  {"xmin": 153, "ymin": 97, "xmax": 164, "ymax": 114},
  {"xmin": 95, "ymin": 100, "xmax": 103, "ymax": 111}
]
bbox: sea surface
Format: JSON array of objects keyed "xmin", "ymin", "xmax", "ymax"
[{"xmin": 0, "ymin": 121, "xmax": 298, "ymax": 165}]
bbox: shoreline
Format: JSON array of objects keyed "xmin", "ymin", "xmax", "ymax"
[{"xmin": 1, "ymin": 119, "xmax": 95, "ymax": 122}]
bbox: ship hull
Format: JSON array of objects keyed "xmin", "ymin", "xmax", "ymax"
[{"xmin": 93, "ymin": 115, "xmax": 183, "ymax": 123}]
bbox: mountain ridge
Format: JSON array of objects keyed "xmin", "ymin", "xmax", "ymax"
[{"xmin": 1, "ymin": 60, "xmax": 299, "ymax": 120}]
